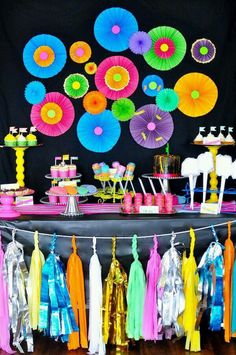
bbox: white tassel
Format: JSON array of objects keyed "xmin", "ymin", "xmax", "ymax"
[
  {"xmin": 181, "ymin": 158, "xmax": 199, "ymax": 210},
  {"xmin": 197, "ymin": 152, "xmax": 214, "ymax": 203},
  {"xmin": 88, "ymin": 238, "xmax": 106, "ymax": 355}
]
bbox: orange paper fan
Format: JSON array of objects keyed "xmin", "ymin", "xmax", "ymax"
[
  {"xmin": 174, "ymin": 72, "xmax": 218, "ymax": 117},
  {"xmin": 85, "ymin": 62, "xmax": 97, "ymax": 75},
  {"xmin": 83, "ymin": 91, "xmax": 107, "ymax": 115},
  {"xmin": 70, "ymin": 41, "xmax": 92, "ymax": 63}
]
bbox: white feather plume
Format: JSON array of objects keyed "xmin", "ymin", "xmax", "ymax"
[
  {"xmin": 181, "ymin": 158, "xmax": 199, "ymax": 177},
  {"xmin": 197, "ymin": 152, "xmax": 214, "ymax": 173},
  {"xmin": 231, "ymin": 160, "xmax": 236, "ymax": 179},
  {"xmin": 216, "ymin": 154, "xmax": 232, "ymax": 178}
]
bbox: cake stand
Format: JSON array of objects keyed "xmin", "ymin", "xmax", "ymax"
[
  {"xmin": 40, "ymin": 196, "xmax": 88, "ymax": 205},
  {"xmin": 142, "ymin": 173, "xmax": 187, "ymax": 193},
  {"xmin": 192, "ymin": 142, "xmax": 235, "ymax": 202},
  {"xmin": 0, "ymin": 144, "xmax": 43, "ymax": 187},
  {"xmin": 45, "ymin": 173, "xmax": 81, "ymax": 180},
  {"xmin": 0, "ymin": 189, "xmax": 35, "ymax": 218},
  {"xmin": 45, "ymin": 186, "xmax": 97, "ymax": 216}
]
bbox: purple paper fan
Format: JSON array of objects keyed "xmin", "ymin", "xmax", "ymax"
[
  {"xmin": 129, "ymin": 104, "xmax": 174, "ymax": 149},
  {"xmin": 191, "ymin": 38, "xmax": 216, "ymax": 64},
  {"xmin": 129, "ymin": 31, "xmax": 152, "ymax": 54}
]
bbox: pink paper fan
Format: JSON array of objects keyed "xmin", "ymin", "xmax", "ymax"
[
  {"xmin": 95, "ymin": 56, "xmax": 139, "ymax": 100},
  {"xmin": 30, "ymin": 92, "xmax": 75, "ymax": 136},
  {"xmin": 129, "ymin": 104, "xmax": 174, "ymax": 149}
]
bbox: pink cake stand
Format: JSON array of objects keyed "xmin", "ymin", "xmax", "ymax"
[{"xmin": 0, "ymin": 189, "xmax": 35, "ymax": 219}]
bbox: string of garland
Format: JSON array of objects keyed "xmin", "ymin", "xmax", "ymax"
[{"xmin": 0, "ymin": 219, "xmax": 235, "ymax": 239}]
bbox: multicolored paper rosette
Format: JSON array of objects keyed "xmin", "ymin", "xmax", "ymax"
[
  {"xmin": 191, "ymin": 38, "xmax": 216, "ymax": 64},
  {"xmin": 83, "ymin": 91, "xmax": 107, "ymax": 115},
  {"xmin": 95, "ymin": 56, "xmax": 139, "ymax": 100},
  {"xmin": 77, "ymin": 110, "xmax": 121, "ymax": 153},
  {"xmin": 143, "ymin": 26, "xmax": 187, "ymax": 71},
  {"xmin": 142, "ymin": 75, "xmax": 164, "ymax": 97},
  {"xmin": 174, "ymin": 72, "xmax": 218, "ymax": 117},
  {"xmin": 155, "ymin": 88, "xmax": 179, "ymax": 112},
  {"xmin": 84, "ymin": 62, "xmax": 97, "ymax": 75},
  {"xmin": 69, "ymin": 41, "xmax": 92, "ymax": 63},
  {"xmin": 111, "ymin": 98, "xmax": 135, "ymax": 121},
  {"xmin": 30, "ymin": 92, "xmax": 75, "ymax": 136},
  {"xmin": 24, "ymin": 81, "xmax": 46, "ymax": 104},
  {"xmin": 129, "ymin": 31, "xmax": 152, "ymax": 54},
  {"xmin": 129, "ymin": 104, "xmax": 174, "ymax": 149},
  {"xmin": 23, "ymin": 34, "xmax": 67, "ymax": 78},
  {"xmin": 64, "ymin": 74, "xmax": 89, "ymax": 99},
  {"xmin": 94, "ymin": 7, "xmax": 138, "ymax": 52}
]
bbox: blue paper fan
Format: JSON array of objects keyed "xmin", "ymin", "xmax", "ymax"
[
  {"xmin": 94, "ymin": 7, "xmax": 138, "ymax": 52},
  {"xmin": 24, "ymin": 81, "xmax": 46, "ymax": 104},
  {"xmin": 23, "ymin": 34, "xmax": 67, "ymax": 78},
  {"xmin": 77, "ymin": 110, "xmax": 121, "ymax": 153},
  {"xmin": 142, "ymin": 75, "xmax": 164, "ymax": 97}
]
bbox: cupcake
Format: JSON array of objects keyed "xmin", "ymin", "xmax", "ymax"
[
  {"xmin": 68, "ymin": 164, "xmax": 77, "ymax": 178},
  {"xmin": 17, "ymin": 134, "xmax": 27, "ymax": 147},
  {"xmin": 77, "ymin": 186, "xmax": 89, "ymax": 195},
  {"xmin": 4, "ymin": 133, "xmax": 17, "ymax": 147},
  {"xmin": 59, "ymin": 165, "xmax": 69, "ymax": 178},
  {"xmin": 26, "ymin": 133, "xmax": 37, "ymax": 146},
  {"xmin": 225, "ymin": 133, "xmax": 235, "ymax": 144},
  {"xmin": 50, "ymin": 186, "xmax": 67, "ymax": 204}
]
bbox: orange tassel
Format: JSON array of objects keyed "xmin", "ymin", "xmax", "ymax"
[
  {"xmin": 224, "ymin": 222, "xmax": 235, "ymax": 342},
  {"xmin": 67, "ymin": 236, "xmax": 88, "ymax": 349}
]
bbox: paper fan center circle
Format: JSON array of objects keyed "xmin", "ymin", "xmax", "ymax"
[
  {"xmin": 94, "ymin": 126, "xmax": 103, "ymax": 135},
  {"xmin": 147, "ymin": 122, "xmax": 156, "ymax": 131},
  {"xmin": 34, "ymin": 46, "xmax": 55, "ymax": 67},
  {"xmin": 76, "ymin": 48, "xmax": 85, "ymax": 57},
  {"xmin": 72, "ymin": 81, "xmax": 81, "ymax": 90},
  {"xmin": 154, "ymin": 38, "xmax": 175, "ymax": 58},
  {"xmin": 105, "ymin": 66, "xmax": 130, "ymax": 91},
  {"xmin": 200, "ymin": 46, "xmax": 208, "ymax": 55},
  {"xmin": 149, "ymin": 81, "xmax": 157, "ymax": 90},
  {"xmin": 191, "ymin": 90, "xmax": 200, "ymax": 99},
  {"xmin": 41, "ymin": 102, "xmax": 63, "ymax": 124},
  {"xmin": 112, "ymin": 25, "xmax": 121, "ymax": 34}
]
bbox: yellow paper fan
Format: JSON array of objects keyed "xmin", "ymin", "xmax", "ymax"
[{"xmin": 174, "ymin": 72, "xmax": 218, "ymax": 117}]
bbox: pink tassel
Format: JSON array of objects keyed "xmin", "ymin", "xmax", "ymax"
[
  {"xmin": 0, "ymin": 233, "xmax": 15, "ymax": 354},
  {"xmin": 142, "ymin": 235, "xmax": 162, "ymax": 340}
]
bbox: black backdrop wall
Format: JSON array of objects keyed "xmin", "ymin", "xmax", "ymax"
[{"xmin": 0, "ymin": 0, "xmax": 235, "ymax": 201}]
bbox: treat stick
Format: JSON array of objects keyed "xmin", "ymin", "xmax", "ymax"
[
  {"xmin": 124, "ymin": 179, "xmax": 129, "ymax": 192},
  {"xmin": 217, "ymin": 177, "xmax": 226, "ymax": 214},
  {"xmin": 119, "ymin": 180, "xmax": 125, "ymax": 194},
  {"xmin": 165, "ymin": 143, "xmax": 170, "ymax": 156},
  {"xmin": 70, "ymin": 156, "xmax": 78, "ymax": 165},
  {"xmin": 138, "ymin": 178, "xmax": 147, "ymax": 195},
  {"xmin": 202, "ymin": 172, "xmax": 208, "ymax": 203},
  {"xmin": 158, "ymin": 178, "xmax": 166, "ymax": 195},
  {"xmin": 148, "ymin": 177, "xmax": 157, "ymax": 195},
  {"xmin": 129, "ymin": 180, "xmax": 136, "ymax": 195},
  {"xmin": 189, "ymin": 175, "xmax": 195, "ymax": 210},
  {"xmin": 55, "ymin": 156, "xmax": 62, "ymax": 166}
]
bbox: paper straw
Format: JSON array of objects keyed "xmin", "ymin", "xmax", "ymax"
[
  {"xmin": 217, "ymin": 177, "xmax": 226, "ymax": 214},
  {"xmin": 148, "ymin": 177, "xmax": 157, "ymax": 195},
  {"xmin": 158, "ymin": 178, "xmax": 166, "ymax": 195},
  {"xmin": 55, "ymin": 157, "xmax": 62, "ymax": 166},
  {"xmin": 138, "ymin": 178, "xmax": 147, "ymax": 195},
  {"xmin": 70, "ymin": 156, "xmax": 78, "ymax": 164}
]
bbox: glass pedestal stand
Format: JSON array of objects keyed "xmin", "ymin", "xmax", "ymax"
[{"xmin": 142, "ymin": 173, "xmax": 187, "ymax": 193}]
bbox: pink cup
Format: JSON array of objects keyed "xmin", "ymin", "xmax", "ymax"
[
  {"xmin": 49, "ymin": 195, "xmax": 58, "ymax": 204},
  {"xmin": 50, "ymin": 168, "xmax": 59, "ymax": 178},
  {"xmin": 69, "ymin": 167, "xmax": 77, "ymax": 178},
  {"xmin": 59, "ymin": 196, "xmax": 68, "ymax": 205},
  {"xmin": 59, "ymin": 170, "xmax": 69, "ymax": 179}
]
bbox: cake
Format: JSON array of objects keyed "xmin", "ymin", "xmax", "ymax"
[
  {"xmin": 4, "ymin": 133, "xmax": 17, "ymax": 147},
  {"xmin": 153, "ymin": 154, "xmax": 181, "ymax": 177},
  {"xmin": 224, "ymin": 133, "xmax": 235, "ymax": 144},
  {"xmin": 203, "ymin": 133, "xmax": 221, "ymax": 145}
]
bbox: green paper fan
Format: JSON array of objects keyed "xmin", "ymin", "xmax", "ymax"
[
  {"xmin": 111, "ymin": 98, "xmax": 135, "ymax": 121},
  {"xmin": 155, "ymin": 88, "xmax": 179, "ymax": 112},
  {"xmin": 64, "ymin": 73, "xmax": 89, "ymax": 99},
  {"xmin": 144, "ymin": 26, "xmax": 187, "ymax": 71}
]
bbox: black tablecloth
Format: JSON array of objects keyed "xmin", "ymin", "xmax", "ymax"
[{"xmin": 0, "ymin": 213, "xmax": 235, "ymax": 301}]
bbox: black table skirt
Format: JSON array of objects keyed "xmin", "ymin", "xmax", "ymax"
[{"xmin": 0, "ymin": 213, "xmax": 235, "ymax": 302}]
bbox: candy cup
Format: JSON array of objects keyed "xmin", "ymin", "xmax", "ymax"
[{"xmin": 49, "ymin": 195, "xmax": 58, "ymax": 204}]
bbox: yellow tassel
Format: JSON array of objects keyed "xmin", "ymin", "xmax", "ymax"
[{"xmin": 190, "ymin": 330, "xmax": 201, "ymax": 352}]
